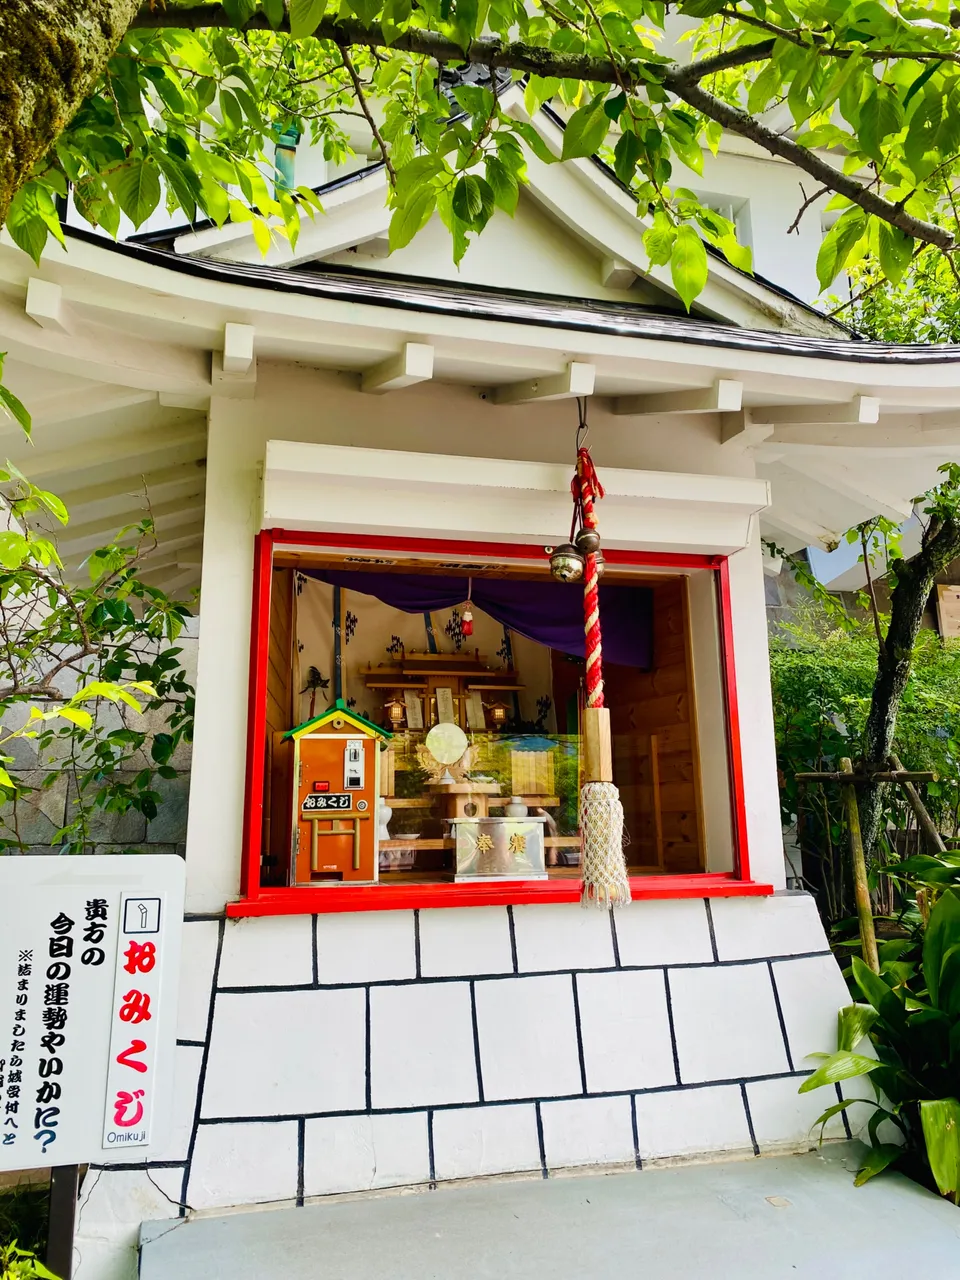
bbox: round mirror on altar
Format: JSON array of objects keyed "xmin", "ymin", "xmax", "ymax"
[
  {"xmin": 417, "ymin": 723, "xmax": 476, "ymax": 785},
  {"xmin": 425, "ymin": 722, "xmax": 469, "ymax": 765}
]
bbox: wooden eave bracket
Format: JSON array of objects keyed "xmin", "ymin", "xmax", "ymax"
[
  {"xmin": 361, "ymin": 342, "xmax": 435, "ymax": 394},
  {"xmin": 613, "ymin": 378, "xmax": 743, "ymax": 418},
  {"xmin": 209, "ymin": 323, "xmax": 258, "ymax": 399},
  {"xmin": 721, "ymin": 408, "xmax": 775, "ymax": 450},
  {"xmin": 25, "ymin": 278, "xmax": 73, "ymax": 336},
  {"xmin": 492, "ymin": 361, "xmax": 596, "ymax": 405},
  {"xmin": 753, "ymin": 394, "xmax": 881, "ymax": 427}
]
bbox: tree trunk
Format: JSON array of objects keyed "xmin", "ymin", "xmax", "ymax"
[
  {"xmin": 0, "ymin": 0, "xmax": 141, "ymax": 227},
  {"xmin": 859, "ymin": 515, "xmax": 960, "ymax": 861}
]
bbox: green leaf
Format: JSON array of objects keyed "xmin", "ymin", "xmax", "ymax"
[
  {"xmin": 37, "ymin": 488, "xmax": 67, "ymax": 524},
  {"xmin": 289, "ymin": 0, "xmax": 325, "ymax": 37},
  {"xmin": 484, "ymin": 156, "xmax": 519, "ymax": 215},
  {"xmin": 903, "ymin": 62, "xmax": 939, "ymax": 109},
  {"xmin": 222, "ymin": 0, "xmax": 258, "ymax": 21},
  {"xmin": 797, "ymin": 1050, "xmax": 879, "ymax": 1093},
  {"xmin": 877, "ymin": 223, "xmax": 914, "ymax": 286},
  {"xmin": 57, "ymin": 707, "xmax": 94, "ymax": 730},
  {"xmin": 114, "ymin": 159, "xmax": 161, "ymax": 228},
  {"xmin": 716, "ymin": 232, "xmax": 751, "ymax": 273},
  {"xmin": 0, "ymin": 531, "xmax": 29, "ymax": 569},
  {"xmin": 613, "ymin": 129, "xmax": 643, "ymax": 185},
  {"xmin": 452, "ymin": 0, "xmax": 481, "ymax": 47},
  {"xmin": 670, "ymin": 224, "xmax": 707, "ymax": 311},
  {"xmin": 853, "ymin": 1143, "xmax": 901, "ymax": 1186},
  {"xmin": 920, "ymin": 1098, "xmax": 960, "ymax": 1198},
  {"xmin": 394, "ymin": 154, "xmax": 446, "ymax": 200},
  {"xmin": 561, "ymin": 94, "xmax": 610, "ymax": 162},
  {"xmin": 810, "ymin": 1098, "xmax": 858, "ymax": 1141},
  {"xmin": 604, "ymin": 92, "xmax": 627, "ymax": 122},
  {"xmin": 219, "ymin": 89, "xmax": 244, "ymax": 135},
  {"xmin": 837, "ymin": 1003, "xmax": 879, "ymax": 1053},
  {"xmin": 858, "ymin": 86, "xmax": 904, "ymax": 164},
  {"xmin": 816, "ymin": 208, "xmax": 866, "ymax": 291},
  {"xmin": 643, "ymin": 214, "xmax": 675, "ymax": 267},
  {"xmin": 0, "ymin": 382, "xmax": 31, "ymax": 437},
  {"xmin": 388, "ymin": 187, "xmax": 437, "ymax": 251},
  {"xmin": 451, "ymin": 175, "xmax": 494, "ymax": 230},
  {"xmin": 511, "ymin": 120, "xmax": 557, "ymax": 166},
  {"xmin": 852, "ymin": 956, "xmax": 910, "ymax": 1038},
  {"xmin": 746, "ymin": 62, "xmax": 780, "ymax": 116},
  {"xmin": 6, "ymin": 185, "xmax": 64, "ymax": 265},
  {"xmin": 524, "ymin": 76, "xmax": 561, "ymax": 117},
  {"xmin": 262, "ymin": 0, "xmax": 285, "ymax": 25},
  {"xmin": 923, "ymin": 889, "xmax": 960, "ymax": 1008}
]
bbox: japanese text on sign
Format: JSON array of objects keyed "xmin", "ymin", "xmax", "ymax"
[
  {"xmin": 102, "ymin": 899, "xmax": 163, "ymax": 1149},
  {"xmin": 0, "ymin": 855, "xmax": 184, "ymax": 1172}
]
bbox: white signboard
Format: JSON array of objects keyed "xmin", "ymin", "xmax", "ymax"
[{"xmin": 0, "ymin": 855, "xmax": 184, "ymax": 1171}]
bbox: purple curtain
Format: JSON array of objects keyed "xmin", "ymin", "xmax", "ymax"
[{"xmin": 302, "ymin": 569, "xmax": 653, "ymax": 669}]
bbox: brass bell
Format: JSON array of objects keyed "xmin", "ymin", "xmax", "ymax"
[
  {"xmin": 549, "ymin": 543, "xmax": 585, "ymax": 582},
  {"xmin": 575, "ymin": 527, "xmax": 601, "ymax": 556}
]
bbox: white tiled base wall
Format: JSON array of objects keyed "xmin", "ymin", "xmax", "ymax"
[{"xmin": 76, "ymin": 893, "xmax": 860, "ymax": 1279}]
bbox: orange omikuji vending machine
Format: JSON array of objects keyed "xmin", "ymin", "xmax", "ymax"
[{"xmin": 284, "ymin": 700, "xmax": 391, "ymax": 885}]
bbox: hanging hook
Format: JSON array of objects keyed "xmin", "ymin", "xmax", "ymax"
[{"xmin": 575, "ymin": 396, "xmax": 590, "ymax": 451}]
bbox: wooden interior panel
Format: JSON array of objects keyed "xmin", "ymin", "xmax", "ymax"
[{"xmin": 607, "ymin": 577, "xmax": 705, "ymax": 874}]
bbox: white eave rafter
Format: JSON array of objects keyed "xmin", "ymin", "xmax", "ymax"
[
  {"xmin": 166, "ymin": 84, "xmax": 841, "ymax": 340},
  {"xmin": 6, "ymin": 226, "xmax": 960, "ymax": 568}
]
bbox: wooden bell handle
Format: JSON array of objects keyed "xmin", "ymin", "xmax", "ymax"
[{"xmin": 582, "ymin": 707, "xmax": 613, "ymax": 783}]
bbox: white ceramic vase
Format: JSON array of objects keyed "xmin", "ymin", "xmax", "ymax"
[{"xmin": 378, "ymin": 800, "xmax": 393, "ymax": 842}]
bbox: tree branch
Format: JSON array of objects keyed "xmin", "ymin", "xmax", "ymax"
[
  {"xmin": 338, "ymin": 43, "xmax": 396, "ymax": 186},
  {"xmin": 660, "ymin": 74, "xmax": 955, "ymax": 249},
  {"xmin": 786, "ymin": 182, "xmax": 830, "ymax": 235},
  {"xmin": 130, "ymin": 3, "xmax": 957, "ymax": 250}
]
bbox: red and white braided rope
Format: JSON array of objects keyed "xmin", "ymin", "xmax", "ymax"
[{"xmin": 575, "ymin": 446, "xmax": 605, "ymax": 709}]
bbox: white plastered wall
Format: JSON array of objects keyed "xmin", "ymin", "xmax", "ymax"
[{"xmin": 184, "ymin": 361, "xmax": 781, "ymax": 910}]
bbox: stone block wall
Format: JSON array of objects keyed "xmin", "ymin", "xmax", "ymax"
[{"xmin": 75, "ymin": 892, "xmax": 862, "ymax": 1280}]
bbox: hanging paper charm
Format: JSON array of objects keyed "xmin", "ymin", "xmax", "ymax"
[{"xmin": 462, "ymin": 578, "xmax": 474, "ymax": 637}]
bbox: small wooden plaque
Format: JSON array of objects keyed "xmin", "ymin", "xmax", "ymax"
[{"xmin": 436, "ymin": 686, "xmax": 456, "ymax": 724}]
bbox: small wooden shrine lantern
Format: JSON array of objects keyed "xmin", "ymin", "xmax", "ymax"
[{"xmin": 284, "ymin": 699, "xmax": 391, "ymax": 885}]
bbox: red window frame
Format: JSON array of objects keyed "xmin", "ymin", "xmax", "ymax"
[{"xmin": 228, "ymin": 529, "xmax": 772, "ymax": 917}]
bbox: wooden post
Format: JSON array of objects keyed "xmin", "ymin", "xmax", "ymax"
[
  {"xmin": 582, "ymin": 707, "xmax": 613, "ymax": 782},
  {"xmin": 46, "ymin": 1164, "xmax": 79, "ymax": 1280},
  {"xmin": 889, "ymin": 752, "xmax": 947, "ymax": 855},
  {"xmin": 840, "ymin": 758, "xmax": 880, "ymax": 974}
]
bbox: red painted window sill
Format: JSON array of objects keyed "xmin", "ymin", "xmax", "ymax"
[{"xmin": 225, "ymin": 873, "xmax": 774, "ymax": 916}]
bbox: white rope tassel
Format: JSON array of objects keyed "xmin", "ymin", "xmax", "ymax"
[{"xmin": 580, "ymin": 781, "xmax": 632, "ymax": 908}]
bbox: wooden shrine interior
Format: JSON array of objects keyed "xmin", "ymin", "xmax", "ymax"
[{"xmin": 260, "ymin": 552, "xmax": 715, "ymax": 885}]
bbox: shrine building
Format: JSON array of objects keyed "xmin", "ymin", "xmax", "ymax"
[{"xmin": 2, "ymin": 86, "xmax": 960, "ymax": 1277}]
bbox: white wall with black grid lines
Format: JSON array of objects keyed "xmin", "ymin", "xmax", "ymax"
[{"xmin": 76, "ymin": 894, "xmax": 860, "ymax": 1243}]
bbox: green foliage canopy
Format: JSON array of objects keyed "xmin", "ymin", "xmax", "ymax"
[
  {"xmin": 13, "ymin": 0, "xmax": 960, "ymax": 308},
  {"xmin": 832, "ymin": 248, "xmax": 960, "ymax": 344},
  {"xmin": 771, "ymin": 607, "xmax": 960, "ymax": 843},
  {"xmin": 0, "ymin": 459, "xmax": 195, "ymax": 853}
]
